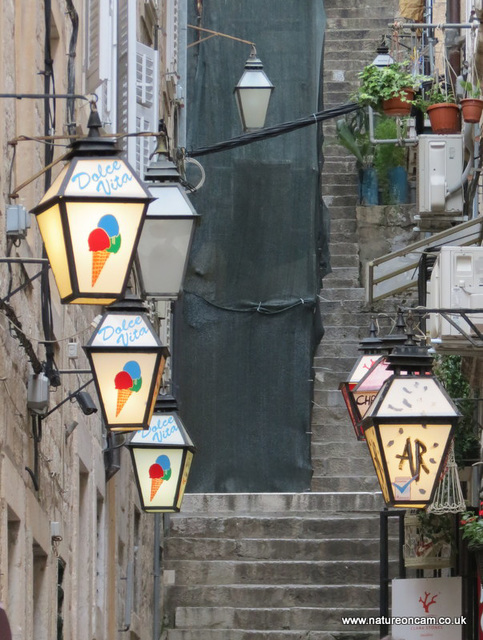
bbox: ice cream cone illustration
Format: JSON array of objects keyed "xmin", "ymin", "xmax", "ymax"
[
  {"xmin": 150, "ymin": 477, "xmax": 163, "ymax": 501},
  {"xmin": 92, "ymin": 250, "xmax": 111, "ymax": 286},
  {"xmin": 115, "ymin": 388, "xmax": 132, "ymax": 416},
  {"xmin": 149, "ymin": 455, "xmax": 171, "ymax": 502},
  {"xmin": 88, "ymin": 214, "xmax": 121, "ymax": 287},
  {"xmin": 114, "ymin": 361, "xmax": 142, "ymax": 418}
]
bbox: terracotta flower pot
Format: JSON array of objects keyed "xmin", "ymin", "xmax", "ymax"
[
  {"xmin": 460, "ymin": 98, "xmax": 483, "ymax": 124},
  {"xmin": 427, "ymin": 102, "xmax": 460, "ymax": 134},
  {"xmin": 382, "ymin": 88, "xmax": 415, "ymax": 117}
]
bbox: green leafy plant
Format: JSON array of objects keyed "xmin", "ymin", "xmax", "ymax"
[
  {"xmin": 460, "ymin": 79, "xmax": 481, "ymax": 99},
  {"xmin": 417, "ymin": 511, "xmax": 455, "ymax": 545},
  {"xmin": 373, "ymin": 118, "xmax": 407, "ymax": 204},
  {"xmin": 415, "ymin": 82, "xmax": 456, "ymax": 112},
  {"xmin": 336, "ymin": 110, "xmax": 374, "ymax": 168},
  {"xmin": 352, "ymin": 62, "xmax": 428, "ymax": 111},
  {"xmin": 433, "ymin": 355, "xmax": 481, "ymax": 466},
  {"xmin": 460, "ymin": 511, "xmax": 483, "ymax": 549}
]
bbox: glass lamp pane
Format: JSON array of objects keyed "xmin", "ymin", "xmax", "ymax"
[
  {"xmin": 66, "ymin": 201, "xmax": 145, "ymax": 296},
  {"xmin": 36, "ymin": 204, "xmax": 73, "ymax": 299},
  {"xmin": 176, "ymin": 451, "xmax": 194, "ymax": 510},
  {"xmin": 138, "ymin": 218, "xmax": 194, "ymax": 297},
  {"xmin": 236, "ymin": 87, "xmax": 273, "ymax": 130},
  {"xmin": 364, "ymin": 425, "xmax": 391, "ymax": 503},
  {"xmin": 347, "ymin": 354, "xmax": 383, "ymax": 388},
  {"xmin": 90, "ymin": 352, "xmax": 164, "ymax": 428},
  {"xmin": 379, "ymin": 422, "xmax": 454, "ymax": 507},
  {"xmin": 65, "ymin": 158, "xmax": 148, "ymax": 198},
  {"xmin": 131, "ymin": 446, "xmax": 184, "ymax": 510}
]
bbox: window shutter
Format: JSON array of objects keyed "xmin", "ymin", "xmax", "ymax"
[{"xmin": 135, "ymin": 42, "xmax": 159, "ymax": 177}]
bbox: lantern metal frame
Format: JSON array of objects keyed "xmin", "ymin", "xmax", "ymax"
[
  {"xmin": 234, "ymin": 45, "xmax": 274, "ymax": 132},
  {"xmin": 126, "ymin": 395, "xmax": 196, "ymax": 512},
  {"xmin": 84, "ymin": 296, "xmax": 169, "ymax": 432},
  {"xmin": 31, "ymin": 104, "xmax": 153, "ymax": 305},
  {"xmin": 136, "ymin": 134, "xmax": 200, "ymax": 299},
  {"xmin": 361, "ymin": 342, "xmax": 461, "ymax": 509}
]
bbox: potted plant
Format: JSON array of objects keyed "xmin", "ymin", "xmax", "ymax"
[
  {"xmin": 373, "ymin": 118, "xmax": 408, "ymax": 204},
  {"xmin": 336, "ymin": 111, "xmax": 378, "ymax": 204},
  {"xmin": 353, "ymin": 62, "xmax": 427, "ymax": 117},
  {"xmin": 460, "ymin": 510, "xmax": 483, "ymax": 576},
  {"xmin": 460, "ymin": 79, "xmax": 483, "ymax": 123},
  {"xmin": 404, "ymin": 510, "xmax": 455, "ymax": 569},
  {"xmin": 415, "ymin": 81, "xmax": 459, "ymax": 134}
]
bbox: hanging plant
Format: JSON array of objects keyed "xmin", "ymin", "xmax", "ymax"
[
  {"xmin": 433, "ymin": 355, "xmax": 481, "ymax": 466},
  {"xmin": 460, "ymin": 79, "xmax": 483, "ymax": 124}
]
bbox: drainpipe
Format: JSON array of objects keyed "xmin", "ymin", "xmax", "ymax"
[
  {"xmin": 153, "ymin": 513, "xmax": 162, "ymax": 640},
  {"xmin": 447, "ymin": 0, "xmax": 461, "ymax": 90}
]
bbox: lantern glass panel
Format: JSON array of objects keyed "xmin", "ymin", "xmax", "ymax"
[
  {"xmin": 369, "ymin": 377, "xmax": 457, "ymax": 418},
  {"xmin": 39, "ymin": 165, "xmax": 69, "ymax": 204},
  {"xmin": 64, "ymin": 158, "xmax": 149, "ymax": 199},
  {"xmin": 131, "ymin": 446, "xmax": 185, "ymax": 510},
  {"xmin": 235, "ymin": 87, "xmax": 272, "ymax": 130},
  {"xmin": 89, "ymin": 352, "xmax": 165, "ymax": 429},
  {"xmin": 138, "ymin": 217, "xmax": 194, "ymax": 297},
  {"xmin": 375, "ymin": 422, "xmax": 454, "ymax": 507},
  {"xmin": 364, "ymin": 425, "xmax": 391, "ymax": 503},
  {"xmin": 36, "ymin": 204, "xmax": 73, "ymax": 299},
  {"xmin": 347, "ymin": 354, "xmax": 383, "ymax": 389},
  {"xmin": 176, "ymin": 450, "xmax": 194, "ymax": 510},
  {"xmin": 65, "ymin": 201, "xmax": 145, "ymax": 295}
]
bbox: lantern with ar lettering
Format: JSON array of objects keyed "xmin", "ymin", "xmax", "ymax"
[
  {"xmin": 31, "ymin": 104, "xmax": 152, "ymax": 305},
  {"xmin": 126, "ymin": 395, "xmax": 196, "ymax": 512},
  {"xmin": 84, "ymin": 296, "xmax": 169, "ymax": 432},
  {"xmin": 361, "ymin": 342, "xmax": 460, "ymax": 509}
]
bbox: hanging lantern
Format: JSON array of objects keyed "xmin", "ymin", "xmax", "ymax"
[
  {"xmin": 84, "ymin": 296, "xmax": 169, "ymax": 432},
  {"xmin": 31, "ymin": 104, "xmax": 153, "ymax": 305},
  {"xmin": 136, "ymin": 134, "xmax": 200, "ymax": 299},
  {"xmin": 339, "ymin": 319, "xmax": 384, "ymax": 440},
  {"xmin": 234, "ymin": 45, "xmax": 274, "ymax": 131},
  {"xmin": 362, "ymin": 341, "xmax": 461, "ymax": 509},
  {"xmin": 126, "ymin": 395, "xmax": 196, "ymax": 512}
]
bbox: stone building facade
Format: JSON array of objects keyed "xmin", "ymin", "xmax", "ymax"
[{"xmin": 0, "ymin": 1, "xmax": 179, "ymax": 638}]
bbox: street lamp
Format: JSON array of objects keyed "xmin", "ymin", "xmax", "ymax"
[
  {"xmin": 136, "ymin": 134, "xmax": 200, "ymax": 299},
  {"xmin": 339, "ymin": 319, "xmax": 385, "ymax": 440},
  {"xmin": 234, "ymin": 45, "xmax": 274, "ymax": 131},
  {"xmin": 31, "ymin": 103, "xmax": 152, "ymax": 305},
  {"xmin": 84, "ymin": 296, "xmax": 169, "ymax": 432},
  {"xmin": 362, "ymin": 340, "xmax": 460, "ymax": 508},
  {"xmin": 126, "ymin": 395, "xmax": 196, "ymax": 512}
]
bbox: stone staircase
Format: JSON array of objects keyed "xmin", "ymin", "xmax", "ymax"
[{"xmin": 160, "ymin": 2, "xmax": 400, "ymax": 638}]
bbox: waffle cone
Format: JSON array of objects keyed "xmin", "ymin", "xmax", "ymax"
[
  {"xmin": 92, "ymin": 251, "xmax": 111, "ymax": 286},
  {"xmin": 115, "ymin": 388, "xmax": 132, "ymax": 417},
  {"xmin": 150, "ymin": 477, "xmax": 163, "ymax": 501}
]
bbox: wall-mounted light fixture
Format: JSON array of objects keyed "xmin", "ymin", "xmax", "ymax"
[
  {"xmin": 126, "ymin": 394, "xmax": 195, "ymax": 512},
  {"xmin": 136, "ymin": 132, "xmax": 200, "ymax": 299},
  {"xmin": 188, "ymin": 26, "xmax": 274, "ymax": 132},
  {"xmin": 30, "ymin": 103, "xmax": 153, "ymax": 305},
  {"xmin": 84, "ymin": 296, "xmax": 169, "ymax": 432},
  {"xmin": 362, "ymin": 337, "xmax": 460, "ymax": 508}
]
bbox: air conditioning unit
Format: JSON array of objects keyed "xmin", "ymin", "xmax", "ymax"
[
  {"xmin": 428, "ymin": 246, "xmax": 483, "ymax": 350},
  {"xmin": 417, "ymin": 135, "xmax": 465, "ymax": 231}
]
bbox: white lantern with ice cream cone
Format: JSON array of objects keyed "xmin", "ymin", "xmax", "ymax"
[
  {"xmin": 126, "ymin": 395, "xmax": 196, "ymax": 512},
  {"xmin": 84, "ymin": 296, "xmax": 169, "ymax": 432}
]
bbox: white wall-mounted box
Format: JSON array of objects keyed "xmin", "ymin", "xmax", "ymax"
[
  {"xmin": 429, "ymin": 245, "xmax": 483, "ymax": 342},
  {"xmin": 418, "ymin": 135, "xmax": 464, "ymax": 214}
]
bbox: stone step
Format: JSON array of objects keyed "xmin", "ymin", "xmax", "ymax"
[
  {"xmin": 167, "ymin": 514, "xmax": 382, "ymax": 540},
  {"xmin": 172, "ymin": 606, "xmax": 380, "ymax": 632},
  {"xmin": 329, "ymin": 242, "xmax": 360, "ymax": 256},
  {"xmin": 167, "ymin": 559, "xmax": 383, "ymax": 586},
  {"xmin": 312, "ymin": 475, "xmax": 380, "ymax": 492},
  {"xmin": 312, "ymin": 440, "xmax": 371, "ymax": 459},
  {"xmin": 180, "ymin": 492, "xmax": 384, "ymax": 514},
  {"xmin": 323, "ymin": 217, "xmax": 357, "ymax": 233},
  {"xmin": 166, "ymin": 628, "xmax": 379, "ymax": 640},
  {"xmin": 313, "ymin": 456, "xmax": 375, "ymax": 477},
  {"xmin": 165, "ymin": 536, "xmax": 383, "ymax": 562},
  {"xmin": 318, "ymin": 287, "xmax": 365, "ymax": 302},
  {"xmin": 165, "ymin": 584, "xmax": 380, "ymax": 609}
]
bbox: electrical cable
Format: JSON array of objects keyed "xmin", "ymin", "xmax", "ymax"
[{"xmin": 186, "ymin": 102, "xmax": 360, "ymax": 157}]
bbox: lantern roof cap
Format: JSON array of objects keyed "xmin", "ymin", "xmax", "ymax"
[
  {"xmin": 66, "ymin": 102, "xmax": 120, "ymax": 158},
  {"xmin": 154, "ymin": 393, "xmax": 179, "ymax": 413},
  {"xmin": 358, "ymin": 317, "xmax": 384, "ymax": 353},
  {"xmin": 104, "ymin": 294, "xmax": 147, "ymax": 314}
]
